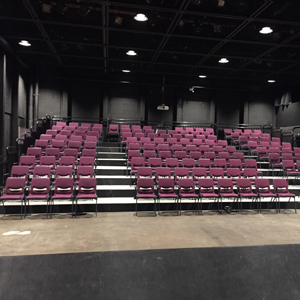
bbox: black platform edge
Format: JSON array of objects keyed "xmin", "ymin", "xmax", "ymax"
[{"xmin": 1, "ymin": 244, "xmax": 300, "ymax": 300}]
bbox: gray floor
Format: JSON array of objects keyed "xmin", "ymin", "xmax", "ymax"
[{"xmin": 1, "ymin": 211, "xmax": 300, "ymax": 257}]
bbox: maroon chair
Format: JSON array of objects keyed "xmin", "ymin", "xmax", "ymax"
[
  {"xmin": 282, "ymin": 153, "xmax": 293, "ymax": 161},
  {"xmin": 200, "ymin": 145, "xmax": 210, "ymax": 156},
  {"xmin": 273, "ymin": 178, "xmax": 296, "ymax": 213},
  {"xmin": 282, "ymin": 160, "xmax": 300, "ymax": 178},
  {"xmin": 78, "ymin": 157, "xmax": 95, "ymax": 168},
  {"xmin": 27, "ymin": 147, "xmax": 42, "ymax": 162},
  {"xmin": 165, "ymin": 158, "xmax": 179, "ymax": 171},
  {"xmin": 192, "ymin": 139, "xmax": 203, "ymax": 148},
  {"xmin": 182, "ymin": 158, "xmax": 195, "ymax": 173},
  {"xmin": 171, "ymin": 144, "xmax": 184, "ymax": 155},
  {"xmin": 157, "ymin": 144, "xmax": 169, "ymax": 152},
  {"xmin": 45, "ymin": 148, "xmax": 60, "ymax": 162},
  {"xmin": 159, "ymin": 151, "xmax": 172, "ymax": 163},
  {"xmin": 218, "ymin": 178, "xmax": 239, "ymax": 213},
  {"xmin": 10, "ymin": 166, "xmax": 30, "ymax": 183},
  {"xmin": 75, "ymin": 166, "xmax": 94, "ymax": 184},
  {"xmin": 35, "ymin": 140, "xmax": 48, "ymax": 154},
  {"xmin": 255, "ymin": 178, "xmax": 277, "ymax": 213},
  {"xmin": 56, "ymin": 121, "xmax": 66, "ymax": 128},
  {"xmin": 198, "ymin": 159, "xmax": 211, "ymax": 173},
  {"xmin": 143, "ymin": 150, "xmax": 157, "ymax": 163},
  {"xmin": 51, "ymin": 139, "xmax": 65, "ymax": 153},
  {"xmin": 156, "ymin": 167, "xmax": 171, "ymax": 185},
  {"xmin": 50, "ymin": 177, "xmax": 75, "ymax": 217},
  {"xmin": 229, "ymin": 159, "xmax": 243, "ymax": 171},
  {"xmin": 55, "ymin": 135, "xmax": 68, "ymax": 147},
  {"xmin": 76, "ymin": 178, "xmax": 97, "ymax": 216},
  {"xmin": 130, "ymin": 157, "xmax": 145, "ymax": 179},
  {"xmin": 81, "ymin": 149, "xmax": 96, "ymax": 158},
  {"xmin": 212, "ymin": 146, "xmax": 223, "ymax": 157},
  {"xmin": 224, "ymin": 129, "xmax": 232, "ymax": 139},
  {"xmin": 68, "ymin": 140, "xmax": 83, "ymax": 152},
  {"xmin": 137, "ymin": 167, "xmax": 153, "ymax": 180},
  {"xmin": 268, "ymin": 153, "xmax": 281, "ymax": 176},
  {"xmin": 204, "ymin": 151, "xmax": 216, "ymax": 162},
  {"xmin": 248, "ymin": 141, "xmax": 258, "ymax": 156},
  {"xmin": 243, "ymin": 168, "xmax": 258, "ymax": 184},
  {"xmin": 174, "ymin": 151, "xmax": 187, "ymax": 164},
  {"xmin": 85, "ymin": 135, "xmax": 98, "ymax": 143},
  {"xmin": 190, "ymin": 151, "xmax": 202, "ymax": 162},
  {"xmin": 84, "ymin": 141, "xmax": 97, "ymax": 150},
  {"xmin": 210, "ymin": 168, "xmax": 224, "ymax": 184},
  {"xmin": 217, "ymin": 140, "xmax": 228, "ymax": 148},
  {"xmin": 127, "ymin": 143, "xmax": 140, "ymax": 152},
  {"xmin": 192, "ymin": 168, "xmax": 207, "ymax": 184},
  {"xmin": 244, "ymin": 159, "xmax": 261, "ymax": 174},
  {"xmin": 213, "ymin": 158, "xmax": 227, "ymax": 172},
  {"xmin": 40, "ymin": 156, "xmax": 56, "ymax": 172},
  {"xmin": 33, "ymin": 166, "xmax": 52, "ymax": 179},
  {"xmin": 108, "ymin": 124, "xmax": 119, "ymax": 141},
  {"xmin": 69, "ymin": 122, "xmax": 79, "ymax": 129},
  {"xmin": 198, "ymin": 178, "xmax": 219, "ymax": 213},
  {"xmin": 26, "ymin": 178, "xmax": 51, "ymax": 217},
  {"xmin": 174, "ymin": 167, "xmax": 189, "ymax": 184},
  {"xmin": 167, "ymin": 138, "xmax": 177, "ymax": 147},
  {"xmin": 59, "ymin": 156, "xmax": 76, "ymax": 170},
  {"xmin": 233, "ymin": 152, "xmax": 245, "ymax": 163},
  {"xmin": 237, "ymin": 178, "xmax": 258, "ymax": 213},
  {"xmin": 226, "ymin": 168, "xmax": 241, "ymax": 184},
  {"xmin": 19, "ymin": 156, "xmax": 36, "ymax": 172},
  {"xmin": 53, "ymin": 166, "xmax": 73, "ymax": 184},
  {"xmin": 186, "ymin": 145, "xmax": 197, "ymax": 156},
  {"xmin": 0, "ymin": 177, "xmax": 26, "ymax": 218},
  {"xmin": 40, "ymin": 134, "xmax": 52, "ymax": 145},
  {"xmin": 157, "ymin": 178, "xmax": 179, "ymax": 215},
  {"xmin": 135, "ymin": 178, "xmax": 156, "ymax": 216},
  {"xmin": 225, "ymin": 146, "xmax": 236, "ymax": 157},
  {"xmin": 63, "ymin": 148, "xmax": 79, "ymax": 159},
  {"xmin": 148, "ymin": 158, "xmax": 162, "ymax": 173},
  {"xmin": 46, "ymin": 129, "xmax": 58, "ymax": 137},
  {"xmin": 178, "ymin": 178, "xmax": 199, "ymax": 214},
  {"xmin": 218, "ymin": 151, "xmax": 230, "ymax": 163}
]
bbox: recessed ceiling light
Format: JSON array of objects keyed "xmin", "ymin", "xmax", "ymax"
[
  {"xmin": 268, "ymin": 80, "xmax": 275, "ymax": 83},
  {"xmin": 126, "ymin": 50, "xmax": 137, "ymax": 56},
  {"xmin": 134, "ymin": 13, "xmax": 148, "ymax": 22},
  {"xmin": 19, "ymin": 40, "xmax": 31, "ymax": 47},
  {"xmin": 219, "ymin": 58, "xmax": 229, "ymax": 63},
  {"xmin": 199, "ymin": 75, "xmax": 207, "ymax": 78},
  {"xmin": 122, "ymin": 70, "xmax": 130, "ymax": 73},
  {"xmin": 260, "ymin": 27, "xmax": 273, "ymax": 34}
]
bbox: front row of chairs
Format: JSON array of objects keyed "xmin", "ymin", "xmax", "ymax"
[
  {"xmin": 0, "ymin": 177, "xmax": 97, "ymax": 219},
  {"xmin": 135, "ymin": 178, "xmax": 296, "ymax": 216}
]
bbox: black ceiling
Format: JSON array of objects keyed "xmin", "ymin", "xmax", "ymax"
[{"xmin": 1, "ymin": 0, "xmax": 300, "ymax": 89}]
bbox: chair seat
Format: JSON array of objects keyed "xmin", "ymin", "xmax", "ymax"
[
  {"xmin": 286, "ymin": 172, "xmax": 300, "ymax": 175},
  {"xmin": 77, "ymin": 193, "xmax": 97, "ymax": 199},
  {"xmin": 220, "ymin": 192, "xmax": 238, "ymax": 197},
  {"xmin": 52, "ymin": 195, "xmax": 73, "ymax": 199},
  {"xmin": 179, "ymin": 193, "xmax": 198, "ymax": 198},
  {"xmin": 158, "ymin": 193, "xmax": 178, "ymax": 198},
  {"xmin": 200, "ymin": 193, "xmax": 218, "ymax": 198},
  {"xmin": 0, "ymin": 195, "xmax": 23, "ymax": 200},
  {"xmin": 137, "ymin": 193, "xmax": 156, "ymax": 198},
  {"xmin": 259, "ymin": 192, "xmax": 276, "ymax": 197},
  {"xmin": 27, "ymin": 194, "xmax": 48, "ymax": 200},
  {"xmin": 239, "ymin": 192, "xmax": 257, "ymax": 198}
]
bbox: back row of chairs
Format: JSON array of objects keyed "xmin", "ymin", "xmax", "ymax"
[
  {"xmin": 53, "ymin": 121, "xmax": 103, "ymax": 133},
  {"xmin": 136, "ymin": 177, "xmax": 296, "ymax": 215},
  {"xmin": 0, "ymin": 177, "xmax": 97, "ymax": 219}
]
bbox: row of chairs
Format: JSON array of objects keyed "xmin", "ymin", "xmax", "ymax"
[
  {"xmin": 128, "ymin": 157, "xmax": 263, "ymax": 176},
  {"xmin": 27, "ymin": 145, "xmax": 96, "ymax": 161},
  {"xmin": 136, "ymin": 166, "xmax": 260, "ymax": 185},
  {"xmin": 19, "ymin": 155, "xmax": 95, "ymax": 172},
  {"xmin": 0, "ymin": 177, "xmax": 97, "ymax": 219},
  {"xmin": 53, "ymin": 121, "xmax": 103, "ymax": 132},
  {"xmin": 136, "ymin": 177, "xmax": 296, "ymax": 215},
  {"xmin": 11, "ymin": 165, "xmax": 95, "ymax": 184}
]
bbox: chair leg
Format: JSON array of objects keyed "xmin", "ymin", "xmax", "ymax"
[
  {"xmin": 95, "ymin": 197, "xmax": 98, "ymax": 217},
  {"xmin": 294, "ymin": 197, "xmax": 297, "ymax": 213}
]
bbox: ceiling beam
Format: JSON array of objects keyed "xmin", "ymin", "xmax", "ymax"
[
  {"xmin": 21, "ymin": 0, "xmax": 63, "ymax": 66},
  {"xmin": 186, "ymin": 0, "xmax": 274, "ymax": 75}
]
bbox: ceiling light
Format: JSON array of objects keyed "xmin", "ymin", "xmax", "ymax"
[
  {"xmin": 126, "ymin": 50, "xmax": 137, "ymax": 56},
  {"xmin": 260, "ymin": 27, "xmax": 273, "ymax": 34},
  {"xmin": 268, "ymin": 80, "xmax": 275, "ymax": 83},
  {"xmin": 42, "ymin": 4, "xmax": 51, "ymax": 13},
  {"xmin": 199, "ymin": 75, "xmax": 207, "ymax": 78},
  {"xmin": 134, "ymin": 13, "xmax": 148, "ymax": 22},
  {"xmin": 114, "ymin": 16, "xmax": 123, "ymax": 25},
  {"xmin": 19, "ymin": 40, "xmax": 31, "ymax": 47},
  {"xmin": 218, "ymin": 0, "xmax": 225, "ymax": 7},
  {"xmin": 219, "ymin": 58, "xmax": 229, "ymax": 63},
  {"xmin": 122, "ymin": 70, "xmax": 130, "ymax": 73}
]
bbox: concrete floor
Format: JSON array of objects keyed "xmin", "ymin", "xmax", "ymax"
[{"xmin": 1, "ymin": 211, "xmax": 300, "ymax": 257}]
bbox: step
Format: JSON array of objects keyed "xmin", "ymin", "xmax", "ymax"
[
  {"xmin": 96, "ymin": 166, "xmax": 128, "ymax": 175},
  {"xmin": 96, "ymin": 175, "xmax": 132, "ymax": 185},
  {"xmin": 98, "ymin": 147, "xmax": 122, "ymax": 153},
  {"xmin": 97, "ymin": 152, "xmax": 126, "ymax": 159},
  {"xmin": 96, "ymin": 158, "xmax": 127, "ymax": 166}
]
